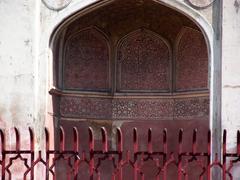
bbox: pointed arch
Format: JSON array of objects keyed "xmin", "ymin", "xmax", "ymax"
[
  {"xmin": 63, "ymin": 26, "xmax": 110, "ymax": 91},
  {"xmin": 47, "ymin": 0, "xmax": 220, "ymax": 172},
  {"xmin": 116, "ymin": 28, "xmax": 172, "ymax": 92}
]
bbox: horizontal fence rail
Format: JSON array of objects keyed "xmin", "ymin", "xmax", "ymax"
[{"xmin": 0, "ymin": 127, "xmax": 239, "ymax": 180}]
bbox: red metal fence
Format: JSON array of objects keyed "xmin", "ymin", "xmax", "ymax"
[{"xmin": 0, "ymin": 127, "xmax": 239, "ymax": 180}]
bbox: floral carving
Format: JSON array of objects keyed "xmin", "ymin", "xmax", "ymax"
[
  {"xmin": 117, "ymin": 29, "xmax": 170, "ymax": 92},
  {"xmin": 64, "ymin": 28, "xmax": 110, "ymax": 91},
  {"xmin": 176, "ymin": 28, "xmax": 208, "ymax": 91},
  {"xmin": 60, "ymin": 96, "xmax": 209, "ymax": 120}
]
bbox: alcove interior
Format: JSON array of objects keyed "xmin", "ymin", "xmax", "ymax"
[{"xmin": 51, "ymin": 0, "xmax": 210, "ymax": 179}]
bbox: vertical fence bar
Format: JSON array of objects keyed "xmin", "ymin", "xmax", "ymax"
[
  {"xmin": 0, "ymin": 129, "xmax": 5, "ymax": 180},
  {"xmin": 163, "ymin": 128, "xmax": 167, "ymax": 180},
  {"xmin": 29, "ymin": 128, "xmax": 35, "ymax": 180},
  {"xmin": 45, "ymin": 128, "xmax": 50, "ymax": 180},
  {"xmin": 222, "ymin": 130, "xmax": 227, "ymax": 180},
  {"xmin": 101, "ymin": 127, "xmax": 108, "ymax": 153},
  {"xmin": 192, "ymin": 129, "xmax": 197, "ymax": 154},
  {"xmin": 59, "ymin": 127, "xmax": 65, "ymax": 152},
  {"xmin": 116, "ymin": 128, "xmax": 123, "ymax": 180},
  {"xmin": 133, "ymin": 128, "xmax": 138, "ymax": 180},
  {"xmin": 88, "ymin": 127, "xmax": 94, "ymax": 180},
  {"xmin": 73, "ymin": 127, "xmax": 79, "ymax": 180},
  {"xmin": 73, "ymin": 127, "xmax": 79, "ymax": 152},
  {"xmin": 147, "ymin": 128, "xmax": 152, "ymax": 154},
  {"xmin": 207, "ymin": 130, "xmax": 211, "ymax": 180},
  {"xmin": 237, "ymin": 130, "xmax": 240, "ymax": 155},
  {"xmin": 178, "ymin": 129, "xmax": 183, "ymax": 180},
  {"xmin": 14, "ymin": 127, "xmax": 20, "ymax": 152}
]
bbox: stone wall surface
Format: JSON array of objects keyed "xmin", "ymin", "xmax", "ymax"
[
  {"xmin": 0, "ymin": 0, "xmax": 40, "ymax": 179},
  {"xmin": 0, "ymin": 0, "xmax": 38, "ymax": 141},
  {"xmin": 4, "ymin": 0, "xmax": 240, "ymax": 179},
  {"xmin": 222, "ymin": 0, "xmax": 240, "ymax": 157},
  {"xmin": 0, "ymin": 0, "xmax": 211, "ymax": 177}
]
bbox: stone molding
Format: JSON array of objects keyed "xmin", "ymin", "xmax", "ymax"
[
  {"xmin": 185, "ymin": 0, "xmax": 215, "ymax": 9},
  {"xmin": 42, "ymin": 0, "xmax": 73, "ymax": 11}
]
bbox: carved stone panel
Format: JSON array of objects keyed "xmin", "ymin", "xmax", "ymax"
[
  {"xmin": 60, "ymin": 96, "xmax": 112, "ymax": 119},
  {"xmin": 112, "ymin": 98, "xmax": 174, "ymax": 120},
  {"xmin": 60, "ymin": 96, "xmax": 209, "ymax": 121},
  {"xmin": 176, "ymin": 28, "xmax": 208, "ymax": 91},
  {"xmin": 174, "ymin": 97, "xmax": 209, "ymax": 119},
  {"xmin": 117, "ymin": 29, "xmax": 170, "ymax": 92},
  {"xmin": 64, "ymin": 28, "xmax": 110, "ymax": 91}
]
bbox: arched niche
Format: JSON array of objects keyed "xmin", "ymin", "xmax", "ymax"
[
  {"xmin": 51, "ymin": 0, "xmax": 210, "ymax": 125},
  {"xmin": 175, "ymin": 27, "xmax": 209, "ymax": 91},
  {"xmin": 117, "ymin": 29, "xmax": 171, "ymax": 92},
  {"xmin": 63, "ymin": 27, "xmax": 110, "ymax": 91},
  {"xmin": 49, "ymin": 0, "xmax": 213, "ymax": 178}
]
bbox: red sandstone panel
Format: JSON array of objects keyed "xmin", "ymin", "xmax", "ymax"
[
  {"xmin": 176, "ymin": 27, "xmax": 208, "ymax": 91},
  {"xmin": 64, "ymin": 28, "xmax": 110, "ymax": 90},
  {"xmin": 112, "ymin": 98, "xmax": 174, "ymax": 120},
  {"xmin": 60, "ymin": 96, "xmax": 112, "ymax": 119},
  {"xmin": 174, "ymin": 97, "xmax": 209, "ymax": 119},
  {"xmin": 60, "ymin": 96, "xmax": 209, "ymax": 120},
  {"xmin": 117, "ymin": 29, "xmax": 170, "ymax": 92},
  {"xmin": 57, "ymin": 119, "xmax": 209, "ymax": 180}
]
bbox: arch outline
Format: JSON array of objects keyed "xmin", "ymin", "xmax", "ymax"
[
  {"xmin": 116, "ymin": 28, "xmax": 172, "ymax": 93},
  {"xmin": 46, "ymin": 0, "xmax": 220, "ymax": 170}
]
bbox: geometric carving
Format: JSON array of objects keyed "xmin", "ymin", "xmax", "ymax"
[
  {"xmin": 60, "ymin": 96, "xmax": 209, "ymax": 121},
  {"xmin": 64, "ymin": 27, "xmax": 110, "ymax": 91},
  {"xmin": 112, "ymin": 98, "xmax": 174, "ymax": 119},
  {"xmin": 174, "ymin": 97, "xmax": 209, "ymax": 119},
  {"xmin": 117, "ymin": 29, "xmax": 170, "ymax": 92},
  {"xmin": 176, "ymin": 27, "xmax": 208, "ymax": 91},
  {"xmin": 60, "ymin": 96, "xmax": 112, "ymax": 119}
]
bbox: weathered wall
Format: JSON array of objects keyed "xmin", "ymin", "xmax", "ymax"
[
  {"xmin": 1, "ymin": 0, "xmax": 232, "ymax": 179},
  {"xmin": 0, "ymin": 0, "xmax": 40, "ymax": 178},
  {"xmin": 222, "ymin": 0, "xmax": 240, "ymax": 150},
  {"xmin": 0, "ymin": 0, "xmax": 40, "ymax": 144},
  {"xmin": 0, "ymin": 1, "xmax": 215, "ymax": 134},
  {"xmin": 42, "ymin": 0, "xmax": 215, "ymax": 148}
]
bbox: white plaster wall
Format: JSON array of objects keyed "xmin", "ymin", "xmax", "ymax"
[
  {"xmin": 0, "ymin": 0, "xmax": 40, "ymax": 147},
  {"xmin": 222, "ymin": 0, "xmax": 240, "ymax": 149},
  {"xmin": 221, "ymin": 0, "xmax": 240, "ymax": 178}
]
